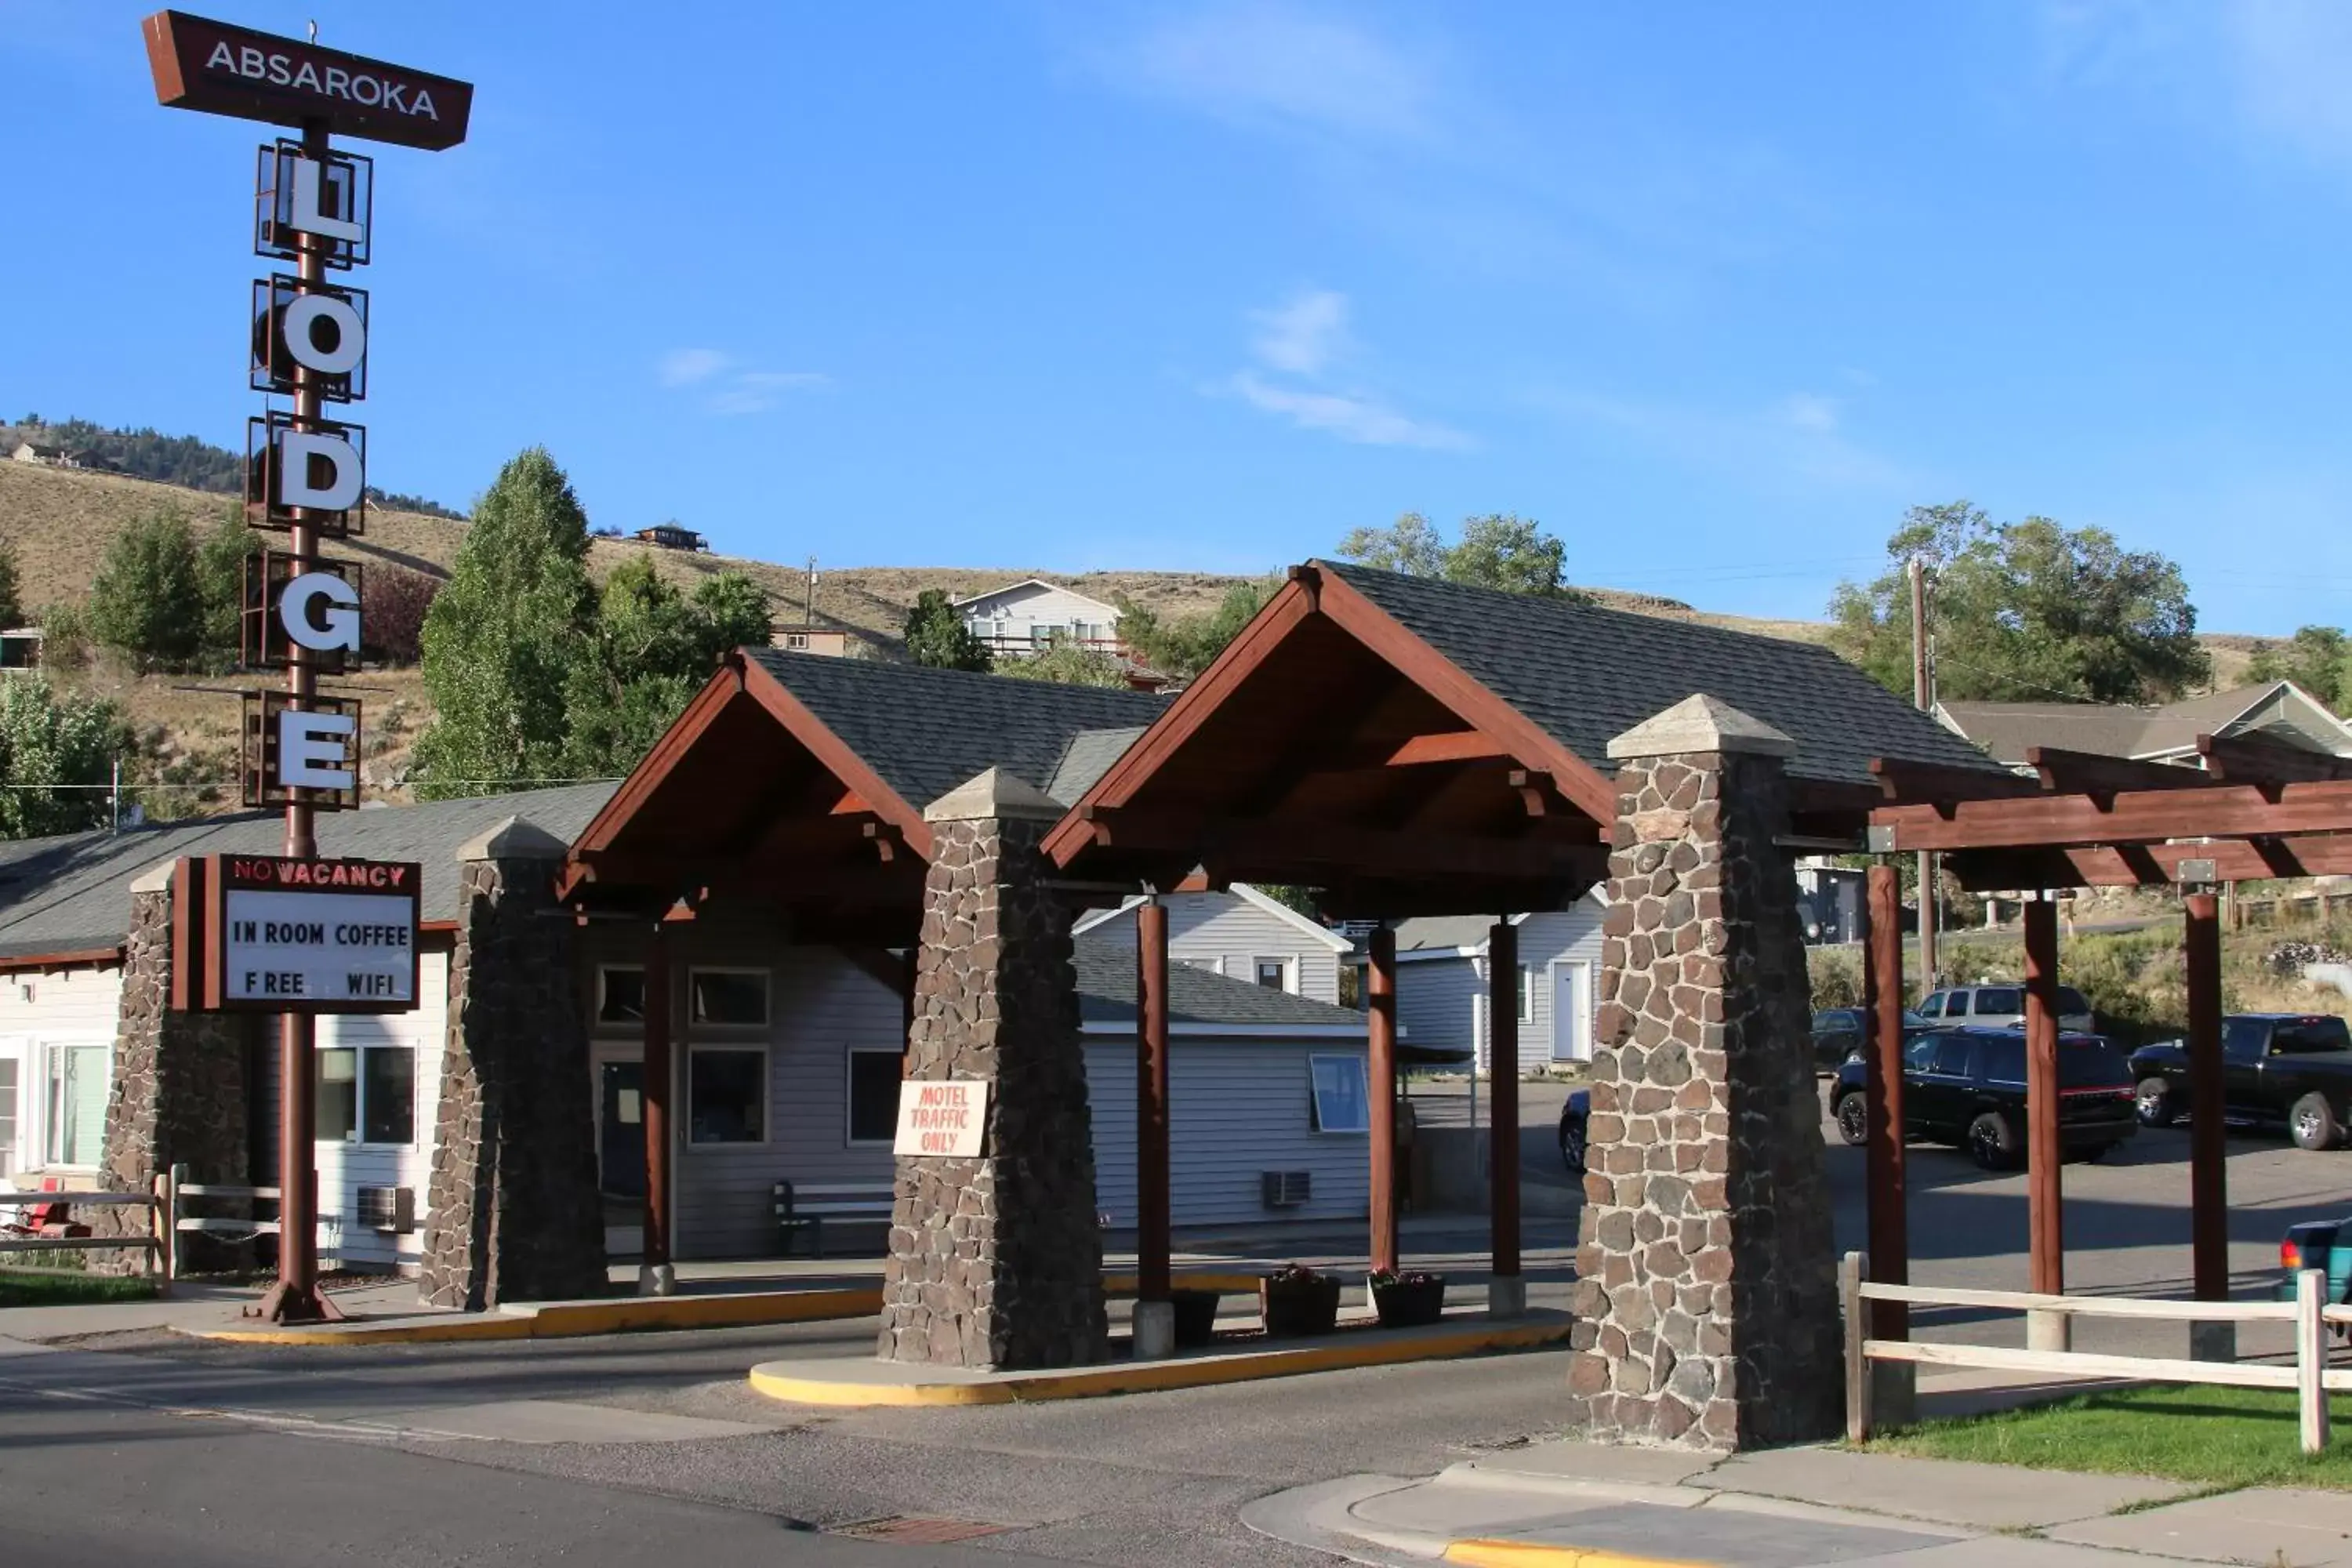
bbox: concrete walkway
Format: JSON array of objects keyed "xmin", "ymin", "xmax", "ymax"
[{"xmin": 1244, "ymin": 1436, "xmax": 2352, "ymax": 1566}]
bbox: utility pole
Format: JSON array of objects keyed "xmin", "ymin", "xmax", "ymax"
[
  {"xmin": 804, "ymin": 555, "xmax": 818, "ymax": 627},
  {"xmin": 1909, "ymin": 557, "xmax": 1938, "ymax": 995}
]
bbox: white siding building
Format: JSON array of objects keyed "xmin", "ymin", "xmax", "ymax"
[
  {"xmin": 952, "ymin": 579, "xmax": 1125, "ymax": 659},
  {"xmin": 1073, "ymin": 884, "xmax": 1354, "ymax": 1003},
  {"xmin": 1386, "ymin": 891, "xmax": 1607, "ymax": 1074}
]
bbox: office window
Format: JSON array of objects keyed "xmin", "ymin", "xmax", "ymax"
[
  {"xmin": 44, "ymin": 1044, "xmax": 106, "ymax": 1166},
  {"xmin": 318, "ymin": 1047, "xmax": 359, "ymax": 1142},
  {"xmin": 364, "ymin": 1047, "xmax": 416, "ymax": 1145},
  {"xmin": 848, "ymin": 1049, "xmax": 902, "ymax": 1145},
  {"xmin": 688, "ymin": 1047, "xmax": 765, "ymax": 1144},
  {"xmin": 690, "ymin": 969, "xmax": 768, "ymax": 1029},
  {"xmin": 597, "ymin": 967, "xmax": 647, "ymax": 1026},
  {"xmin": 1254, "ymin": 956, "xmax": 1295, "ymax": 993},
  {"xmin": 1179, "ymin": 956, "xmax": 1224, "ymax": 977},
  {"xmin": 1518, "ymin": 965, "xmax": 1536, "ymax": 1023},
  {"xmin": 1308, "ymin": 1054, "xmax": 1371, "ymax": 1134}
]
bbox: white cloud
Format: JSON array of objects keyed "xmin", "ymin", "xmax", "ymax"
[
  {"xmin": 1777, "ymin": 394, "xmax": 1841, "ymax": 435},
  {"xmin": 1230, "ymin": 371, "xmax": 1468, "ymax": 450},
  {"xmin": 1250, "ymin": 289, "xmax": 1350, "ymax": 376},
  {"xmin": 659, "ymin": 351, "xmax": 828, "ymax": 415},
  {"xmin": 1217, "ymin": 290, "xmax": 1468, "ymax": 449},
  {"xmin": 1109, "ymin": 3, "xmax": 1438, "ymax": 143}
]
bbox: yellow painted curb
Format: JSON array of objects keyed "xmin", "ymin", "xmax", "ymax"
[
  {"xmin": 748, "ymin": 1316, "xmax": 1571, "ymax": 1408},
  {"xmin": 1445, "ymin": 1541, "xmax": 1718, "ymax": 1568},
  {"xmin": 185, "ymin": 1315, "xmax": 537, "ymax": 1347}
]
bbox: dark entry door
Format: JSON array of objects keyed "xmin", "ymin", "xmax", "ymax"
[{"xmin": 600, "ymin": 1061, "xmax": 647, "ymax": 1200}]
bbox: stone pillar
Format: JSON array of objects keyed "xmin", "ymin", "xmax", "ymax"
[
  {"xmin": 93, "ymin": 860, "xmax": 255, "ymax": 1274},
  {"xmin": 419, "ymin": 818, "xmax": 605, "ymax": 1309},
  {"xmin": 1567, "ymin": 695, "xmax": 1842, "ymax": 1450},
  {"xmin": 877, "ymin": 768, "xmax": 1106, "ymax": 1370}
]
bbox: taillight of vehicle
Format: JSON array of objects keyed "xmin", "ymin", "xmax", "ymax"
[{"xmin": 2285, "ymin": 1239, "xmax": 2307, "ymax": 1271}]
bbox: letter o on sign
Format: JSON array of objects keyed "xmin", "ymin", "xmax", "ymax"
[{"xmin": 283, "ymin": 292, "xmax": 365, "ymax": 376}]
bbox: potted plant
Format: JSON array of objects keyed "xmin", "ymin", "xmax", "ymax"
[
  {"xmin": 1368, "ymin": 1268, "xmax": 1447, "ymax": 1328},
  {"xmin": 1259, "ymin": 1262, "xmax": 1341, "ymax": 1336},
  {"xmin": 1171, "ymin": 1287, "xmax": 1221, "ymax": 1348}
]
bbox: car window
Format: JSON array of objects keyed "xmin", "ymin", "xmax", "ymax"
[
  {"xmin": 1813, "ymin": 1011, "xmax": 1857, "ymax": 1033},
  {"xmin": 2224, "ymin": 1018, "xmax": 2270, "ymax": 1063},
  {"xmin": 2274, "ymin": 1019, "xmax": 2352, "ymax": 1055},
  {"xmin": 1918, "ymin": 993, "xmax": 1946, "ymax": 1018},
  {"xmin": 1904, "ymin": 1036, "xmax": 1940, "ymax": 1073},
  {"xmin": 1974, "ymin": 986, "xmax": 2024, "ymax": 1016},
  {"xmin": 1933, "ymin": 1037, "xmax": 1976, "ymax": 1077},
  {"xmin": 1901, "ymin": 1010, "xmax": 1929, "ymax": 1029},
  {"xmin": 1978, "ymin": 1036, "xmax": 2027, "ymax": 1084},
  {"xmin": 2060, "ymin": 1039, "xmax": 2133, "ymax": 1087},
  {"xmin": 2056, "ymin": 986, "xmax": 2092, "ymax": 1016}
]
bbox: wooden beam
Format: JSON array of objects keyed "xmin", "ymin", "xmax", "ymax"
[
  {"xmin": 1943, "ymin": 833, "xmax": 2352, "ymax": 891},
  {"xmin": 1871, "ymin": 778, "xmax": 2352, "ymax": 851},
  {"xmin": 1869, "ymin": 756, "xmax": 2039, "ymax": 805},
  {"xmin": 2198, "ymin": 732, "xmax": 2352, "ymax": 786},
  {"xmin": 1076, "ymin": 804, "xmax": 1604, "ymax": 884},
  {"xmin": 2025, "ymin": 746, "xmax": 2206, "ymax": 794},
  {"xmin": 1378, "ymin": 730, "xmax": 1508, "ymax": 767}
]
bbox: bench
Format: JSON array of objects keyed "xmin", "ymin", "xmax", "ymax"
[{"xmin": 772, "ymin": 1181, "xmax": 895, "ymax": 1258}]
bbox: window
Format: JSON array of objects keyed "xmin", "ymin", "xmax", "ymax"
[
  {"xmin": 1903, "ymin": 1035, "xmax": 1940, "ymax": 1073},
  {"xmin": 1178, "ymin": 956, "xmax": 1224, "ymax": 977},
  {"xmin": 315, "ymin": 1045, "xmax": 417, "ymax": 1145},
  {"xmin": 1254, "ymin": 956, "xmax": 1295, "ymax": 993},
  {"xmin": 1308, "ymin": 1054, "xmax": 1371, "ymax": 1134},
  {"xmin": 1979, "ymin": 1037, "xmax": 2027, "ymax": 1085},
  {"xmin": 43, "ymin": 1044, "xmax": 107, "ymax": 1167},
  {"xmin": 2056, "ymin": 986, "xmax": 2092, "ymax": 1018},
  {"xmin": 1973, "ymin": 987, "xmax": 2024, "ymax": 1016},
  {"xmin": 848, "ymin": 1049, "xmax": 902, "ymax": 1145},
  {"xmin": 1518, "ymin": 965, "xmax": 1536, "ymax": 1024},
  {"xmin": 1933, "ymin": 1037, "xmax": 1975, "ymax": 1078},
  {"xmin": 0, "ymin": 1058, "xmax": 16, "ymax": 1174},
  {"xmin": 2274, "ymin": 1019, "xmax": 2352, "ymax": 1056},
  {"xmin": 688, "ymin": 1047, "xmax": 765, "ymax": 1143},
  {"xmin": 783, "ymin": 631, "xmax": 810, "ymax": 650},
  {"xmin": 2225, "ymin": 1017, "xmax": 2270, "ymax": 1062},
  {"xmin": 690, "ymin": 969, "xmax": 768, "ymax": 1028},
  {"xmin": 597, "ymin": 967, "xmax": 647, "ymax": 1027}
]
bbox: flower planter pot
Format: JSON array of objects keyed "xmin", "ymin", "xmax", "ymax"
[
  {"xmin": 1370, "ymin": 1276, "xmax": 1446, "ymax": 1329},
  {"xmin": 1171, "ymin": 1288, "xmax": 1221, "ymax": 1348},
  {"xmin": 1259, "ymin": 1275, "xmax": 1341, "ymax": 1337}
]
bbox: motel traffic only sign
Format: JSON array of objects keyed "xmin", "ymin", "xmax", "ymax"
[
  {"xmin": 180, "ymin": 854, "xmax": 422, "ymax": 1014},
  {"xmin": 895, "ymin": 1079, "xmax": 991, "ymax": 1158}
]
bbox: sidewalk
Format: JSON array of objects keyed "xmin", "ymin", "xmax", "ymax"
[{"xmin": 1245, "ymin": 1427, "xmax": 2352, "ymax": 1566}]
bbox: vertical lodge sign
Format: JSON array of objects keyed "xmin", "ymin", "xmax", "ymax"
[{"xmin": 143, "ymin": 13, "xmax": 470, "ymax": 1323}]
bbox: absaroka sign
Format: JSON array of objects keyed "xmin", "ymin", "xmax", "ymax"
[
  {"xmin": 203, "ymin": 855, "xmax": 422, "ymax": 1014},
  {"xmin": 894, "ymin": 1079, "xmax": 990, "ymax": 1158},
  {"xmin": 143, "ymin": 11, "xmax": 474, "ymax": 150}
]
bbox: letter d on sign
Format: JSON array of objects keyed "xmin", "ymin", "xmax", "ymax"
[
  {"xmin": 278, "ymin": 709, "xmax": 355, "ymax": 791},
  {"xmin": 277, "ymin": 428, "xmax": 362, "ymax": 512}
]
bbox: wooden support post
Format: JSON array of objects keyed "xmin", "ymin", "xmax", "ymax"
[
  {"xmin": 2185, "ymin": 891, "xmax": 2233, "ymax": 1361},
  {"xmin": 2300, "ymin": 1268, "xmax": 2332, "ymax": 1454},
  {"xmin": 1367, "ymin": 922, "xmax": 1399, "ymax": 1277},
  {"xmin": 1841, "ymin": 1250, "xmax": 1871, "ymax": 1443},
  {"xmin": 2024, "ymin": 898, "xmax": 2066, "ymax": 1348},
  {"xmin": 1865, "ymin": 866, "xmax": 1914, "ymax": 1425},
  {"xmin": 1487, "ymin": 920, "xmax": 1523, "ymax": 1316},
  {"xmin": 1136, "ymin": 898, "xmax": 1171, "ymax": 1305},
  {"xmin": 640, "ymin": 926, "xmax": 673, "ymax": 1295}
]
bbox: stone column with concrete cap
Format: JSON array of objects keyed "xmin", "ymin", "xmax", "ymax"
[
  {"xmin": 419, "ymin": 816, "xmax": 605, "ymax": 1310},
  {"xmin": 877, "ymin": 767, "xmax": 1108, "ymax": 1370},
  {"xmin": 1566, "ymin": 695, "xmax": 1843, "ymax": 1449},
  {"xmin": 91, "ymin": 859, "xmax": 256, "ymax": 1272}
]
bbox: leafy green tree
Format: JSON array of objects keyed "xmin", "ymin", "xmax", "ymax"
[
  {"xmin": 1829, "ymin": 502, "xmax": 2210, "ymax": 704},
  {"xmin": 1114, "ymin": 578, "xmax": 1279, "ymax": 681},
  {"xmin": 997, "ymin": 631, "xmax": 1130, "ymax": 688},
  {"xmin": 691, "ymin": 572, "xmax": 774, "ymax": 657},
  {"xmin": 1338, "ymin": 513, "xmax": 1588, "ymax": 600},
  {"xmin": 0, "ymin": 681, "xmax": 127, "ymax": 838},
  {"xmin": 904, "ymin": 589, "xmax": 991, "ymax": 671},
  {"xmin": 194, "ymin": 507, "xmax": 259, "ymax": 669},
  {"xmin": 412, "ymin": 448, "xmax": 597, "ymax": 797},
  {"xmin": 87, "ymin": 509, "xmax": 207, "ymax": 668},
  {"xmin": 2248, "ymin": 626, "xmax": 2350, "ymax": 714},
  {"xmin": 0, "ymin": 535, "xmax": 22, "ymax": 632},
  {"xmin": 560, "ymin": 560, "xmax": 773, "ymax": 775}
]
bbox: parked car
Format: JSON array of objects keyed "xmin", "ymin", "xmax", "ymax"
[
  {"xmin": 1828, "ymin": 1025, "xmax": 2138, "ymax": 1170},
  {"xmin": 2130, "ymin": 1014, "xmax": 2352, "ymax": 1151},
  {"xmin": 1918, "ymin": 983, "xmax": 2095, "ymax": 1034},
  {"xmin": 1809, "ymin": 1007, "xmax": 1933, "ymax": 1073},
  {"xmin": 1559, "ymin": 1088, "xmax": 1589, "ymax": 1176}
]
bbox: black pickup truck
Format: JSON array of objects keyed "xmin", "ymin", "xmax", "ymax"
[{"xmin": 2130, "ymin": 1014, "xmax": 2352, "ymax": 1151}]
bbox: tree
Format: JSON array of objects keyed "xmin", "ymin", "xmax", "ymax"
[
  {"xmin": 1337, "ymin": 512, "xmax": 1588, "ymax": 600},
  {"xmin": 0, "ymin": 681, "xmax": 127, "ymax": 838},
  {"xmin": 2248, "ymin": 626, "xmax": 2350, "ymax": 714},
  {"xmin": 560, "ymin": 559, "xmax": 773, "ymax": 776},
  {"xmin": 904, "ymin": 589, "xmax": 991, "ymax": 671},
  {"xmin": 1829, "ymin": 502, "xmax": 2211, "ymax": 704},
  {"xmin": 87, "ymin": 508, "xmax": 207, "ymax": 668},
  {"xmin": 996, "ymin": 631, "xmax": 1130, "ymax": 688},
  {"xmin": 1115, "ymin": 578, "xmax": 1278, "ymax": 681},
  {"xmin": 0, "ymin": 535, "xmax": 22, "ymax": 632},
  {"xmin": 412, "ymin": 448, "xmax": 597, "ymax": 797},
  {"xmin": 361, "ymin": 565, "xmax": 442, "ymax": 665},
  {"xmin": 193, "ymin": 506, "xmax": 258, "ymax": 669}
]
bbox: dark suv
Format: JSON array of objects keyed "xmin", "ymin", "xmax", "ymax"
[
  {"xmin": 2130, "ymin": 1014, "xmax": 2352, "ymax": 1150},
  {"xmin": 1830, "ymin": 1025, "xmax": 2139, "ymax": 1170},
  {"xmin": 1809, "ymin": 1007, "xmax": 1933, "ymax": 1073}
]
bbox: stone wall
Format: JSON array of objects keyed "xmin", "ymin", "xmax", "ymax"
[
  {"xmin": 878, "ymin": 771, "xmax": 1106, "ymax": 1370},
  {"xmin": 418, "ymin": 826, "xmax": 605, "ymax": 1309},
  {"xmin": 1566, "ymin": 699, "xmax": 1843, "ymax": 1449},
  {"xmin": 93, "ymin": 876, "xmax": 255, "ymax": 1274}
]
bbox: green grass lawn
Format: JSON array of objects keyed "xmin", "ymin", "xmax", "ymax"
[
  {"xmin": 1875, "ymin": 1384, "xmax": 2352, "ymax": 1491},
  {"xmin": 0, "ymin": 1269, "xmax": 158, "ymax": 1309}
]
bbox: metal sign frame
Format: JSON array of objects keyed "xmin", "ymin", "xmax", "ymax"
[{"xmin": 198, "ymin": 852, "xmax": 423, "ymax": 1015}]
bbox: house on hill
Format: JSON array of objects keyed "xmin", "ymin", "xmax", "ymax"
[
  {"xmin": 9, "ymin": 441, "xmax": 108, "ymax": 470},
  {"xmin": 953, "ymin": 579, "xmax": 1123, "ymax": 659},
  {"xmin": 633, "ymin": 523, "xmax": 709, "ymax": 552}
]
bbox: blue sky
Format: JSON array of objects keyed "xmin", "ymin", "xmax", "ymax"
[{"xmin": 7, "ymin": 3, "xmax": 2352, "ymax": 634}]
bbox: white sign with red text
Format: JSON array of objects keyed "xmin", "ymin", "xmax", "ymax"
[{"xmin": 893, "ymin": 1078, "xmax": 990, "ymax": 1157}]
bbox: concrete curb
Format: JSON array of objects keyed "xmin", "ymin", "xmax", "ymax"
[
  {"xmin": 749, "ymin": 1313, "xmax": 1574, "ymax": 1407},
  {"xmin": 1443, "ymin": 1544, "xmax": 1711, "ymax": 1568}
]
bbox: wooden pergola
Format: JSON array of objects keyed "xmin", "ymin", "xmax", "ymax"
[{"xmin": 1860, "ymin": 735, "xmax": 2352, "ymax": 1352}]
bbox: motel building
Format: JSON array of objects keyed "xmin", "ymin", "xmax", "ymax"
[{"xmin": 0, "ymin": 653, "xmax": 1381, "ymax": 1274}]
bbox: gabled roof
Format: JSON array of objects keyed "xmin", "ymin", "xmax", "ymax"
[
  {"xmin": 1323, "ymin": 562, "xmax": 2004, "ymax": 789},
  {"xmin": 1072, "ymin": 929, "xmax": 1367, "ymax": 1034},
  {"xmin": 949, "ymin": 578, "xmax": 1124, "ymax": 617},
  {"xmin": 745, "ymin": 648, "xmax": 1165, "ymax": 812},
  {"xmin": 0, "ymin": 782, "xmax": 616, "ymax": 961},
  {"xmin": 1937, "ymin": 681, "xmax": 2352, "ymax": 768},
  {"xmin": 1071, "ymin": 884, "xmax": 1356, "ymax": 953}
]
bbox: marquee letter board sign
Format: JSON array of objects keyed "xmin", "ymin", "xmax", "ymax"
[{"xmin": 185, "ymin": 853, "xmax": 423, "ymax": 1014}]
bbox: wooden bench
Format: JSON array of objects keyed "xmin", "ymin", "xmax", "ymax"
[{"xmin": 772, "ymin": 1181, "xmax": 895, "ymax": 1258}]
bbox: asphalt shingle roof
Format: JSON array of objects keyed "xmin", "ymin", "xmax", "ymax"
[
  {"xmin": 1323, "ymin": 561, "xmax": 2009, "ymax": 788},
  {"xmin": 1072, "ymin": 930, "xmax": 1367, "ymax": 1032},
  {"xmin": 747, "ymin": 650, "xmax": 1167, "ymax": 811},
  {"xmin": 0, "ymin": 782, "xmax": 618, "ymax": 960},
  {"xmin": 1939, "ymin": 683, "xmax": 2350, "ymax": 767}
]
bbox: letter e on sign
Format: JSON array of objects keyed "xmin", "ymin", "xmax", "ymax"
[{"xmin": 894, "ymin": 1077, "xmax": 989, "ymax": 1157}]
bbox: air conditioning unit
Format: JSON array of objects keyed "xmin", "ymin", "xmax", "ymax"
[
  {"xmin": 1261, "ymin": 1170, "xmax": 1312, "ymax": 1208},
  {"xmin": 356, "ymin": 1185, "xmax": 416, "ymax": 1234}
]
